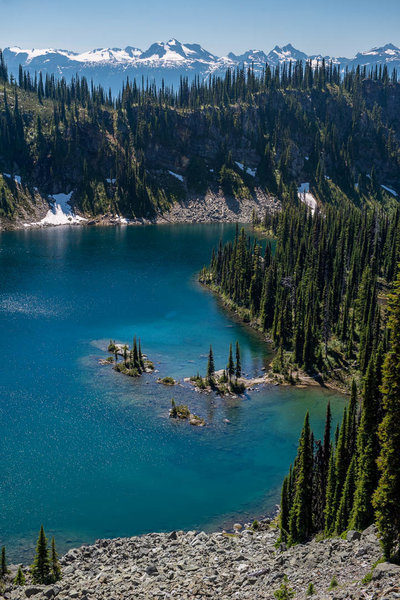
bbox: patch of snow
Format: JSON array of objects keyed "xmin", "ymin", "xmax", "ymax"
[
  {"xmin": 25, "ymin": 192, "xmax": 87, "ymax": 227},
  {"xmin": 381, "ymin": 184, "xmax": 398, "ymax": 197},
  {"xmin": 298, "ymin": 182, "xmax": 310, "ymax": 194},
  {"xmin": 168, "ymin": 171, "xmax": 184, "ymax": 182},
  {"xmin": 113, "ymin": 215, "xmax": 130, "ymax": 225},
  {"xmin": 235, "ymin": 162, "xmax": 256, "ymax": 177},
  {"xmin": 298, "ymin": 183, "xmax": 317, "ymax": 214},
  {"xmin": 3, "ymin": 173, "xmax": 22, "ymax": 184}
]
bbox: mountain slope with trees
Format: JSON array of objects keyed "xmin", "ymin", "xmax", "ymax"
[{"xmin": 0, "ymin": 52, "xmax": 400, "ymax": 227}]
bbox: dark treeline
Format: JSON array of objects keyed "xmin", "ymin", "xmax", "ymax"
[
  {"xmin": 281, "ymin": 271, "xmax": 400, "ymax": 561},
  {"xmin": 0, "ymin": 50, "xmax": 400, "ymax": 220},
  {"xmin": 201, "ymin": 199, "xmax": 400, "ymax": 559},
  {"xmin": 201, "ymin": 202, "xmax": 399, "ymax": 378},
  {"xmin": 1, "ymin": 49, "xmax": 399, "ymax": 109}
]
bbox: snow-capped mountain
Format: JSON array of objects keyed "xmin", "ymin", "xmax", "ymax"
[{"xmin": 2, "ymin": 40, "xmax": 400, "ymax": 94}]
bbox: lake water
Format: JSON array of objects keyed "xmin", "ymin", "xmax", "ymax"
[{"xmin": 0, "ymin": 224, "xmax": 345, "ymax": 561}]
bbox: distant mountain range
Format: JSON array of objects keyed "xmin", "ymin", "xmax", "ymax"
[{"xmin": 2, "ymin": 39, "xmax": 400, "ymax": 94}]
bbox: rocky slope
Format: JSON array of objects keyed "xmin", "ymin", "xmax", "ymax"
[
  {"xmin": 1, "ymin": 187, "xmax": 279, "ymax": 231},
  {"xmin": 3, "ymin": 523, "xmax": 400, "ymax": 600}
]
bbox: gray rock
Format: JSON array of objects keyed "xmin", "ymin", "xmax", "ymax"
[
  {"xmin": 24, "ymin": 587, "xmax": 44, "ymax": 598},
  {"xmin": 145, "ymin": 564, "xmax": 158, "ymax": 576},
  {"xmin": 346, "ymin": 530, "xmax": 361, "ymax": 542},
  {"xmin": 373, "ymin": 562, "xmax": 400, "ymax": 580},
  {"xmin": 42, "ymin": 586, "xmax": 59, "ymax": 598}
]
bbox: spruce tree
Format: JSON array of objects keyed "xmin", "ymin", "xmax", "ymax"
[
  {"xmin": 373, "ymin": 272, "xmax": 400, "ymax": 560},
  {"xmin": 31, "ymin": 525, "xmax": 51, "ymax": 584},
  {"xmin": 50, "ymin": 537, "xmax": 62, "ymax": 582},
  {"xmin": 280, "ymin": 475, "xmax": 290, "ymax": 541},
  {"xmin": 0, "ymin": 546, "xmax": 7, "ymax": 579},
  {"xmin": 324, "ymin": 450, "xmax": 336, "ymax": 535},
  {"xmin": 289, "ymin": 412, "xmax": 314, "ymax": 543},
  {"xmin": 206, "ymin": 345, "xmax": 215, "ymax": 384},
  {"xmin": 132, "ymin": 336, "xmax": 139, "ymax": 370},
  {"xmin": 335, "ymin": 455, "xmax": 356, "ymax": 533},
  {"xmin": 13, "ymin": 566, "xmax": 26, "ymax": 586},
  {"xmin": 235, "ymin": 341, "xmax": 242, "ymax": 378},
  {"xmin": 227, "ymin": 343, "xmax": 234, "ymax": 380},
  {"xmin": 349, "ymin": 357, "xmax": 380, "ymax": 531}
]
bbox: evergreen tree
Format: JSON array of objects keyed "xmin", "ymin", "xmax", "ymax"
[
  {"xmin": 349, "ymin": 357, "xmax": 380, "ymax": 531},
  {"xmin": 289, "ymin": 412, "xmax": 314, "ymax": 543},
  {"xmin": 235, "ymin": 341, "xmax": 242, "ymax": 378},
  {"xmin": 227, "ymin": 343, "xmax": 234, "ymax": 380},
  {"xmin": 0, "ymin": 546, "xmax": 7, "ymax": 579},
  {"xmin": 373, "ymin": 272, "xmax": 400, "ymax": 560},
  {"xmin": 280, "ymin": 475, "xmax": 290, "ymax": 541},
  {"xmin": 335, "ymin": 455, "xmax": 356, "ymax": 533},
  {"xmin": 31, "ymin": 525, "xmax": 51, "ymax": 585},
  {"xmin": 13, "ymin": 566, "xmax": 26, "ymax": 586},
  {"xmin": 50, "ymin": 537, "xmax": 62, "ymax": 583},
  {"xmin": 206, "ymin": 345, "xmax": 215, "ymax": 384},
  {"xmin": 132, "ymin": 336, "xmax": 139, "ymax": 370}
]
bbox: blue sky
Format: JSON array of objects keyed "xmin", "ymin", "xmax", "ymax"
[{"xmin": 0, "ymin": 0, "xmax": 399, "ymax": 56}]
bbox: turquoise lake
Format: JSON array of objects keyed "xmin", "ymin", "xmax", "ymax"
[{"xmin": 0, "ymin": 224, "xmax": 346, "ymax": 561}]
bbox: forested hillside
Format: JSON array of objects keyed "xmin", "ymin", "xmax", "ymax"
[
  {"xmin": 200, "ymin": 174, "xmax": 400, "ymax": 561},
  {"xmin": 0, "ymin": 51, "xmax": 399, "ymax": 224}
]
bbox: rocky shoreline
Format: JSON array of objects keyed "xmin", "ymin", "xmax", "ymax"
[
  {"xmin": 1, "ymin": 189, "xmax": 279, "ymax": 231},
  {"xmin": 3, "ymin": 524, "xmax": 400, "ymax": 600}
]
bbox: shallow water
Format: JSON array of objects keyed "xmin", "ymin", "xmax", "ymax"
[{"xmin": 0, "ymin": 224, "xmax": 345, "ymax": 560}]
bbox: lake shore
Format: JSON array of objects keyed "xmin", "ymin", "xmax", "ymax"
[
  {"xmin": 4, "ymin": 523, "xmax": 399, "ymax": 600},
  {"xmin": 0, "ymin": 189, "xmax": 280, "ymax": 231}
]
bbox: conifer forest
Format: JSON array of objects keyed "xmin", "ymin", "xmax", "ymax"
[{"xmin": 1, "ymin": 33, "xmax": 400, "ymax": 584}]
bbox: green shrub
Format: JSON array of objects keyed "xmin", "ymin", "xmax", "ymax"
[
  {"xmin": 230, "ymin": 380, "xmax": 246, "ymax": 394},
  {"xmin": 108, "ymin": 340, "xmax": 116, "ymax": 352},
  {"xmin": 361, "ymin": 572, "xmax": 372, "ymax": 584},
  {"xmin": 14, "ymin": 566, "xmax": 26, "ymax": 586},
  {"xmin": 306, "ymin": 583, "xmax": 315, "ymax": 595},
  {"xmin": 328, "ymin": 576, "xmax": 338, "ymax": 590},
  {"xmin": 274, "ymin": 576, "xmax": 295, "ymax": 600}
]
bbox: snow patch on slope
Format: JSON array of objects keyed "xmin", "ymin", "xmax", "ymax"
[
  {"xmin": 298, "ymin": 183, "xmax": 317, "ymax": 213},
  {"xmin": 381, "ymin": 184, "xmax": 398, "ymax": 197},
  {"xmin": 235, "ymin": 162, "xmax": 256, "ymax": 177},
  {"xmin": 3, "ymin": 173, "xmax": 22, "ymax": 184},
  {"xmin": 168, "ymin": 171, "xmax": 184, "ymax": 182},
  {"xmin": 25, "ymin": 192, "xmax": 87, "ymax": 227}
]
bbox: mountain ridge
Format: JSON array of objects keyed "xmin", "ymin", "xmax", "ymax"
[{"xmin": 2, "ymin": 40, "xmax": 400, "ymax": 93}]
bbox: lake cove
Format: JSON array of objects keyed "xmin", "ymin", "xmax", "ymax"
[{"xmin": 0, "ymin": 224, "xmax": 346, "ymax": 561}]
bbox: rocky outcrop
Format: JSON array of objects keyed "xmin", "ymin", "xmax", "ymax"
[
  {"xmin": 4, "ymin": 523, "xmax": 400, "ymax": 600},
  {"xmin": 156, "ymin": 188, "xmax": 279, "ymax": 225}
]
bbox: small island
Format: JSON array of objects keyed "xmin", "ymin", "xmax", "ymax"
[
  {"xmin": 169, "ymin": 399, "xmax": 206, "ymax": 427},
  {"xmin": 188, "ymin": 342, "xmax": 250, "ymax": 396},
  {"xmin": 102, "ymin": 337, "xmax": 155, "ymax": 377},
  {"xmin": 157, "ymin": 376, "xmax": 177, "ymax": 386}
]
